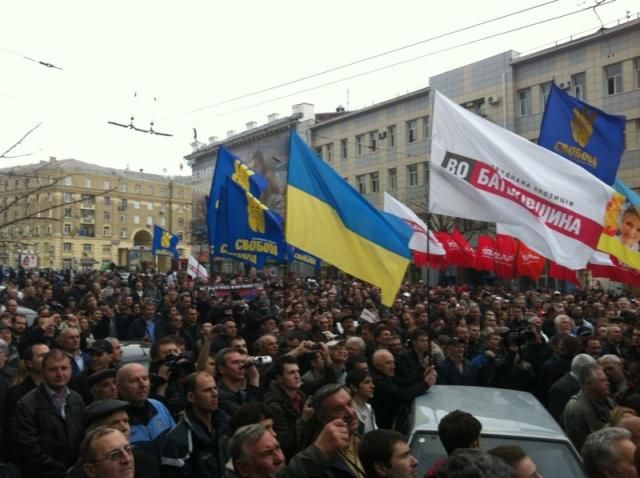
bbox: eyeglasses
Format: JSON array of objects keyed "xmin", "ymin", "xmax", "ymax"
[{"xmin": 94, "ymin": 444, "xmax": 135, "ymax": 463}]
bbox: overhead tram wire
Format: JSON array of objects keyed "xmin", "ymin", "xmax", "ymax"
[
  {"xmin": 178, "ymin": 1, "xmax": 616, "ymax": 128},
  {"xmin": 160, "ymin": 0, "xmax": 561, "ymax": 122}
]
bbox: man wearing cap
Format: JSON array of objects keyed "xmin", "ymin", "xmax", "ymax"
[
  {"xmin": 436, "ymin": 336, "xmax": 478, "ymax": 386},
  {"xmin": 88, "ymin": 369, "xmax": 119, "ymax": 401},
  {"xmin": 71, "ymin": 339, "xmax": 116, "ymax": 403}
]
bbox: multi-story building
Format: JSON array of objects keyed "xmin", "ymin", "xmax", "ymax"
[
  {"xmin": 0, "ymin": 157, "xmax": 192, "ymax": 270},
  {"xmin": 310, "ymin": 16, "xmax": 640, "ymax": 207}
]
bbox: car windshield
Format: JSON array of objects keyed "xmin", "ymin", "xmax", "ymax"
[{"xmin": 411, "ymin": 432, "xmax": 584, "ymax": 478}]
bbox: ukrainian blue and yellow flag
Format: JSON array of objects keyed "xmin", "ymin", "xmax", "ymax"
[
  {"xmin": 152, "ymin": 225, "xmax": 180, "ymax": 258},
  {"xmin": 207, "ymin": 146, "xmax": 268, "ymax": 255},
  {"xmin": 539, "ymin": 83, "xmax": 625, "ymax": 185},
  {"xmin": 285, "ymin": 132, "xmax": 412, "ymax": 306},
  {"xmin": 215, "ymin": 177, "xmax": 285, "ymax": 266}
]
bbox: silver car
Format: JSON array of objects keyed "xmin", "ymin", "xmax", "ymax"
[{"xmin": 408, "ymin": 385, "xmax": 584, "ymax": 478}]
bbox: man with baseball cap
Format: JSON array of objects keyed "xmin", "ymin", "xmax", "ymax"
[{"xmin": 70, "ymin": 340, "xmax": 116, "ymax": 403}]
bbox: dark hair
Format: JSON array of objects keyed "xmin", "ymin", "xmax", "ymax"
[
  {"xmin": 150, "ymin": 335, "xmax": 178, "ymax": 362},
  {"xmin": 409, "ymin": 327, "xmax": 429, "ymax": 341},
  {"xmin": 487, "ymin": 445, "xmax": 527, "ymax": 468},
  {"xmin": 437, "ymin": 449, "xmax": 515, "ymax": 478},
  {"xmin": 230, "ymin": 401, "xmax": 274, "ymax": 435},
  {"xmin": 438, "ymin": 410, "xmax": 482, "ymax": 455},
  {"xmin": 346, "ymin": 368, "xmax": 370, "ymax": 390},
  {"xmin": 42, "ymin": 348, "xmax": 71, "ymax": 370},
  {"xmin": 345, "ymin": 354, "xmax": 368, "ymax": 372},
  {"xmin": 312, "ymin": 383, "xmax": 351, "ymax": 423},
  {"xmin": 358, "ymin": 429, "xmax": 407, "ymax": 478},
  {"xmin": 272, "ymin": 354, "xmax": 298, "ymax": 378},
  {"xmin": 79, "ymin": 426, "xmax": 120, "ymax": 465}
]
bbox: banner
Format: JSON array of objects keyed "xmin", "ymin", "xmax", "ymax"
[
  {"xmin": 429, "ymin": 90, "xmax": 614, "ymax": 270},
  {"xmin": 494, "ymin": 234, "xmax": 516, "ymax": 279},
  {"xmin": 548, "ymin": 261, "xmax": 579, "ymax": 286},
  {"xmin": 475, "ymin": 235, "xmax": 496, "ymax": 272},
  {"xmin": 516, "ymin": 241, "xmax": 545, "ymax": 280},
  {"xmin": 187, "ymin": 255, "xmax": 208, "ymax": 280},
  {"xmin": 539, "ymin": 83, "xmax": 625, "ymax": 185},
  {"xmin": 451, "ymin": 228, "xmax": 476, "ymax": 268},
  {"xmin": 383, "ymin": 192, "xmax": 447, "ymax": 268},
  {"xmin": 152, "ymin": 225, "xmax": 180, "ymax": 258},
  {"xmin": 588, "ymin": 251, "xmax": 640, "ymax": 287}
]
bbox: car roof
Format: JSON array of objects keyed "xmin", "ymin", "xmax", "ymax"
[{"xmin": 410, "ymin": 385, "xmax": 568, "ymax": 442}]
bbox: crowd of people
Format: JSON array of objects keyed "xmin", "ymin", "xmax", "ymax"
[{"xmin": 1, "ymin": 266, "xmax": 640, "ymax": 478}]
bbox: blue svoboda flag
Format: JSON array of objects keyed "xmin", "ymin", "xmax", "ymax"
[
  {"xmin": 152, "ymin": 225, "xmax": 180, "ymax": 258},
  {"xmin": 539, "ymin": 83, "xmax": 625, "ymax": 186},
  {"xmin": 285, "ymin": 132, "xmax": 412, "ymax": 306},
  {"xmin": 207, "ymin": 146, "xmax": 267, "ymax": 256},
  {"xmin": 215, "ymin": 178, "xmax": 285, "ymax": 268}
]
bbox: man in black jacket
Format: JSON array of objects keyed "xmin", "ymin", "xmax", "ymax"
[
  {"xmin": 127, "ymin": 302, "xmax": 167, "ymax": 343},
  {"xmin": 370, "ymin": 349, "xmax": 436, "ymax": 430},
  {"xmin": 12, "ymin": 349, "xmax": 85, "ymax": 478},
  {"xmin": 215, "ymin": 347, "xmax": 262, "ymax": 417},
  {"xmin": 436, "ymin": 337, "xmax": 478, "ymax": 386},
  {"xmin": 161, "ymin": 371, "xmax": 230, "ymax": 478}
]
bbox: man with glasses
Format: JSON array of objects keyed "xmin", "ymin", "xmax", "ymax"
[{"xmin": 79, "ymin": 427, "xmax": 135, "ymax": 478}]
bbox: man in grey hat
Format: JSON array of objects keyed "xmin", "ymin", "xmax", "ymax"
[
  {"xmin": 70, "ymin": 340, "xmax": 116, "ymax": 403},
  {"xmin": 87, "ymin": 369, "xmax": 118, "ymax": 402}
]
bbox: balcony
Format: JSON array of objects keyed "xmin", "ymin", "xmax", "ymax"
[
  {"xmin": 80, "ymin": 217, "xmax": 95, "ymax": 224},
  {"xmin": 80, "ymin": 202, "xmax": 95, "ymax": 210}
]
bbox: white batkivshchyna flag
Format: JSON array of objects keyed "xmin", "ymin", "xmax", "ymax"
[
  {"xmin": 428, "ymin": 91, "xmax": 614, "ymax": 270},
  {"xmin": 187, "ymin": 255, "xmax": 209, "ymax": 280},
  {"xmin": 383, "ymin": 192, "xmax": 446, "ymax": 266}
]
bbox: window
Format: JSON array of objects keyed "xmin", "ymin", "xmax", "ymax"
[
  {"xmin": 63, "ymin": 192, "xmax": 73, "ymax": 203},
  {"xmin": 518, "ymin": 89, "xmax": 531, "ymax": 116},
  {"xmin": 64, "ymin": 207, "xmax": 73, "ymax": 218},
  {"xmin": 148, "ymin": 186, "xmax": 154, "ymax": 195},
  {"xmin": 134, "ymin": 184, "xmax": 141, "ymax": 193},
  {"xmin": 422, "ymin": 116, "xmax": 430, "ymax": 139},
  {"xmin": 120, "ymin": 214, "xmax": 127, "ymax": 223},
  {"xmin": 177, "ymin": 204, "xmax": 184, "ymax": 213},
  {"xmin": 83, "ymin": 244, "xmax": 92, "ymax": 253},
  {"xmin": 407, "ymin": 120, "xmax": 418, "ymax": 143},
  {"xmin": 146, "ymin": 202, "xmax": 153, "ymax": 210},
  {"xmin": 133, "ymin": 215, "xmax": 140, "ymax": 224},
  {"xmin": 63, "ymin": 243, "xmax": 72, "ymax": 252},
  {"xmin": 103, "ymin": 180, "xmax": 111, "ymax": 190},
  {"xmin": 84, "ymin": 178, "xmax": 92, "ymax": 188},
  {"xmin": 407, "ymin": 164, "xmax": 419, "ymax": 187},
  {"xmin": 62, "ymin": 259, "xmax": 72, "ymax": 269},
  {"xmin": 63, "ymin": 223, "xmax": 72, "ymax": 234},
  {"xmin": 120, "ymin": 228, "xmax": 127, "ymax": 239},
  {"xmin": 160, "ymin": 188, "xmax": 167, "ymax": 197},
  {"xmin": 147, "ymin": 216, "xmax": 153, "ymax": 225},
  {"xmin": 356, "ymin": 135, "xmax": 364, "ymax": 156},
  {"xmin": 605, "ymin": 63, "xmax": 623, "ymax": 95},
  {"xmin": 388, "ymin": 125, "xmax": 396, "ymax": 147},
  {"xmin": 540, "ymin": 82, "xmax": 552, "ymax": 110},
  {"xmin": 46, "ymin": 224, "xmax": 52, "ymax": 235},
  {"xmin": 103, "ymin": 225, "xmax": 111, "ymax": 237},
  {"xmin": 102, "ymin": 244, "xmax": 112, "ymax": 254},
  {"xmin": 178, "ymin": 189, "xmax": 184, "ymax": 199},
  {"xmin": 326, "ymin": 143, "xmax": 334, "ymax": 162},
  {"xmin": 120, "ymin": 183, "xmax": 128, "ymax": 192},
  {"xmin": 340, "ymin": 139, "xmax": 348, "ymax": 160},
  {"xmin": 368, "ymin": 131, "xmax": 378, "ymax": 152},
  {"xmin": 388, "ymin": 168, "xmax": 397, "ymax": 190},
  {"xmin": 356, "ymin": 175, "xmax": 367, "ymax": 194},
  {"xmin": 119, "ymin": 199, "xmax": 128, "ymax": 210},
  {"xmin": 131, "ymin": 200, "xmax": 140, "ymax": 209},
  {"xmin": 103, "ymin": 196, "xmax": 111, "ymax": 206},
  {"xmin": 63, "ymin": 176, "xmax": 73, "ymax": 186},
  {"xmin": 177, "ymin": 217, "xmax": 185, "ymax": 226},
  {"xmin": 160, "ymin": 217, "xmax": 166, "ymax": 226},
  {"xmin": 33, "ymin": 225, "xmax": 40, "ymax": 236},
  {"xmin": 104, "ymin": 211, "xmax": 111, "ymax": 221},
  {"xmin": 572, "ymin": 72, "xmax": 586, "ymax": 101},
  {"xmin": 370, "ymin": 172, "xmax": 379, "ymax": 193},
  {"xmin": 635, "ymin": 58, "xmax": 640, "ymax": 89}
]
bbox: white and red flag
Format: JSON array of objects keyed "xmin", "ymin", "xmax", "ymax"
[
  {"xmin": 429, "ymin": 91, "xmax": 614, "ymax": 270},
  {"xmin": 383, "ymin": 192, "xmax": 446, "ymax": 268}
]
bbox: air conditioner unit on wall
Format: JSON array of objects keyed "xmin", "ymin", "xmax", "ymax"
[
  {"xmin": 487, "ymin": 95, "xmax": 500, "ymax": 105},
  {"xmin": 559, "ymin": 80, "xmax": 571, "ymax": 90}
]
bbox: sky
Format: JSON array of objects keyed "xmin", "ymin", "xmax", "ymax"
[{"xmin": 0, "ymin": 0, "xmax": 637, "ymax": 176}]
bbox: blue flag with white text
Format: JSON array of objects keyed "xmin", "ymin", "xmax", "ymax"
[
  {"xmin": 538, "ymin": 83, "xmax": 625, "ymax": 185},
  {"xmin": 152, "ymin": 225, "xmax": 180, "ymax": 258}
]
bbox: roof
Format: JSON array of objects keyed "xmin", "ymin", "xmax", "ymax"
[
  {"xmin": 410, "ymin": 385, "xmax": 568, "ymax": 442},
  {"xmin": 0, "ymin": 158, "xmax": 191, "ymax": 185}
]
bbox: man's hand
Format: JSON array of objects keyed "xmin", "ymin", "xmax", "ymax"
[
  {"xmin": 424, "ymin": 366, "xmax": 437, "ymax": 387},
  {"xmin": 314, "ymin": 419, "xmax": 350, "ymax": 458},
  {"xmin": 244, "ymin": 359, "xmax": 260, "ymax": 387}
]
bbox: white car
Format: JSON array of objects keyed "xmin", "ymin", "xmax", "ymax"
[{"xmin": 408, "ymin": 386, "xmax": 584, "ymax": 478}]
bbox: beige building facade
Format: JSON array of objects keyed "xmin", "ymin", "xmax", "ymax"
[{"xmin": 0, "ymin": 158, "xmax": 192, "ymax": 271}]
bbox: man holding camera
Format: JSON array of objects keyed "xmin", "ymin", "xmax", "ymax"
[{"xmin": 215, "ymin": 347, "xmax": 262, "ymax": 417}]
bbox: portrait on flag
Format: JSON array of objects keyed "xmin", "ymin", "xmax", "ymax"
[{"xmin": 597, "ymin": 191, "xmax": 640, "ymax": 268}]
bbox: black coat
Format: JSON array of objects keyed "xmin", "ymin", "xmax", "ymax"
[
  {"xmin": 92, "ymin": 313, "xmax": 131, "ymax": 340},
  {"xmin": 548, "ymin": 372, "xmax": 580, "ymax": 423},
  {"xmin": 12, "ymin": 384, "xmax": 85, "ymax": 478},
  {"xmin": 127, "ymin": 317, "xmax": 168, "ymax": 342},
  {"xmin": 436, "ymin": 358, "xmax": 478, "ymax": 386},
  {"xmin": 370, "ymin": 369, "xmax": 429, "ymax": 430}
]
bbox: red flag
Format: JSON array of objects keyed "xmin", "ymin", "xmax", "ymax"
[
  {"xmin": 549, "ymin": 261, "xmax": 579, "ymax": 286},
  {"xmin": 475, "ymin": 235, "xmax": 496, "ymax": 272},
  {"xmin": 451, "ymin": 228, "xmax": 476, "ymax": 268},
  {"xmin": 495, "ymin": 234, "xmax": 516, "ymax": 279},
  {"xmin": 588, "ymin": 252, "xmax": 640, "ymax": 287},
  {"xmin": 435, "ymin": 230, "xmax": 474, "ymax": 268},
  {"xmin": 516, "ymin": 242, "xmax": 546, "ymax": 280}
]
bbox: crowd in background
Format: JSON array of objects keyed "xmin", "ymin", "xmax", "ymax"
[{"xmin": 1, "ymin": 266, "xmax": 640, "ymax": 478}]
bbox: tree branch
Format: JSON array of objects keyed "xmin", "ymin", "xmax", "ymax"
[{"xmin": 1, "ymin": 123, "xmax": 42, "ymax": 159}]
